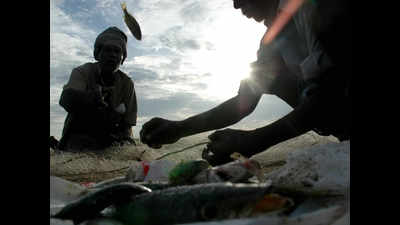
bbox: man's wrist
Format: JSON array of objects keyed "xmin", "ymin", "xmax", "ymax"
[
  {"xmin": 173, "ymin": 121, "xmax": 185, "ymax": 139},
  {"xmin": 245, "ymin": 129, "xmax": 268, "ymax": 155}
]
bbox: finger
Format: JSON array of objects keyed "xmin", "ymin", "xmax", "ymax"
[
  {"xmin": 206, "ymin": 141, "xmax": 215, "ymax": 153},
  {"xmin": 139, "ymin": 128, "xmax": 146, "ymax": 143},
  {"xmin": 201, "ymin": 148, "xmax": 211, "ymax": 160},
  {"xmin": 206, "ymin": 140, "xmax": 225, "ymax": 155},
  {"xmin": 140, "ymin": 122, "xmax": 151, "ymax": 142}
]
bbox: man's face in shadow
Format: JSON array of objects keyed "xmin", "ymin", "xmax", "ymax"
[
  {"xmin": 237, "ymin": 0, "xmax": 278, "ymax": 27},
  {"xmin": 98, "ymin": 43, "xmax": 124, "ymax": 74}
]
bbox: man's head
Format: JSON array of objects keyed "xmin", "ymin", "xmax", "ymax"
[
  {"xmin": 94, "ymin": 27, "xmax": 128, "ymax": 73},
  {"xmin": 233, "ymin": 0, "xmax": 279, "ymax": 26}
]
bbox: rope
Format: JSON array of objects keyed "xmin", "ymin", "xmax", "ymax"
[{"xmin": 156, "ymin": 142, "xmax": 209, "ymax": 160}]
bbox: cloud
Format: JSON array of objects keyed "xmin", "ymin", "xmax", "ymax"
[
  {"xmin": 179, "ymin": 1, "xmax": 208, "ymax": 24},
  {"xmin": 138, "ymin": 91, "xmax": 219, "ymax": 120},
  {"xmin": 133, "ymin": 0, "xmax": 185, "ymax": 37},
  {"xmin": 159, "ymin": 26, "xmax": 202, "ymax": 53}
]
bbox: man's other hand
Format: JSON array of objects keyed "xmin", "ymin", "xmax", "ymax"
[
  {"xmin": 140, "ymin": 117, "xmax": 182, "ymax": 149},
  {"xmin": 202, "ymin": 129, "xmax": 258, "ymax": 166}
]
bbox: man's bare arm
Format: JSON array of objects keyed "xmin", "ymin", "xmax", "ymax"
[
  {"xmin": 178, "ymin": 94, "xmax": 262, "ymax": 138},
  {"xmin": 248, "ymin": 92, "xmax": 322, "ymax": 154},
  {"xmin": 140, "ymin": 93, "xmax": 262, "ymax": 147}
]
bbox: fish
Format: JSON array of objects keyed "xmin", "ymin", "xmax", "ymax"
[
  {"xmin": 192, "ymin": 153, "xmax": 265, "ymax": 184},
  {"xmin": 51, "ymin": 183, "xmax": 151, "ymax": 224},
  {"xmin": 121, "ymin": 2, "xmax": 142, "ymax": 40},
  {"xmin": 107, "ymin": 181, "xmax": 294, "ymax": 225},
  {"xmin": 230, "ymin": 152, "xmax": 267, "ymax": 182},
  {"xmin": 50, "ymin": 176, "xmax": 90, "ymax": 216}
]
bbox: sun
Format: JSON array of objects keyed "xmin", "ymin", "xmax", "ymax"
[{"xmin": 190, "ymin": 9, "xmax": 266, "ymax": 101}]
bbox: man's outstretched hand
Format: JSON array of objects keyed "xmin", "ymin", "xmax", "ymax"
[
  {"xmin": 140, "ymin": 117, "xmax": 182, "ymax": 149},
  {"xmin": 202, "ymin": 129, "xmax": 263, "ymax": 166}
]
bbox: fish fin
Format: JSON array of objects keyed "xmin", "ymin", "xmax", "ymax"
[{"xmin": 252, "ymin": 193, "xmax": 293, "ymax": 214}]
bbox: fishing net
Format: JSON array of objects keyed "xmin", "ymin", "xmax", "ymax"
[
  {"xmin": 49, "ymin": 137, "xmax": 205, "ymax": 183},
  {"xmin": 50, "ymin": 143, "xmax": 158, "ymax": 183},
  {"xmin": 50, "ymin": 132, "xmax": 336, "ymax": 183}
]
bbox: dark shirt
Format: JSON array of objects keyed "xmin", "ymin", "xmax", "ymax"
[
  {"xmin": 238, "ymin": 0, "xmax": 350, "ymax": 140},
  {"xmin": 59, "ymin": 62, "xmax": 137, "ymax": 150}
]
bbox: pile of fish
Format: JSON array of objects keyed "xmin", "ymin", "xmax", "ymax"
[{"xmin": 50, "ymin": 141, "xmax": 349, "ymax": 225}]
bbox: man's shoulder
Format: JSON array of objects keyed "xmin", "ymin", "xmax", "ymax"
[
  {"xmin": 74, "ymin": 62, "xmax": 98, "ymax": 73},
  {"xmin": 70, "ymin": 62, "xmax": 99, "ymax": 80},
  {"xmin": 116, "ymin": 70, "xmax": 134, "ymax": 84}
]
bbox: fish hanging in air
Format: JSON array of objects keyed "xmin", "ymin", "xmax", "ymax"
[{"xmin": 121, "ymin": 2, "xmax": 142, "ymax": 40}]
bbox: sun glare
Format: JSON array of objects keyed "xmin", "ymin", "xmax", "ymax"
[{"xmin": 191, "ymin": 9, "xmax": 266, "ymax": 100}]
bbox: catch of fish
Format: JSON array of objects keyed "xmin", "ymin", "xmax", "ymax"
[
  {"xmin": 51, "ymin": 151, "xmax": 348, "ymax": 225},
  {"xmin": 109, "ymin": 182, "xmax": 293, "ymax": 225},
  {"xmin": 50, "ymin": 155, "xmax": 297, "ymax": 225},
  {"xmin": 51, "ymin": 179, "xmax": 296, "ymax": 225}
]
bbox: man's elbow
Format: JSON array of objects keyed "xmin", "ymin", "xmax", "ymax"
[
  {"xmin": 236, "ymin": 96, "xmax": 258, "ymax": 119},
  {"xmin": 59, "ymin": 89, "xmax": 74, "ymax": 113}
]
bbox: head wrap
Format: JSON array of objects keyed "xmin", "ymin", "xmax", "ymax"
[
  {"xmin": 233, "ymin": 0, "xmax": 248, "ymax": 9},
  {"xmin": 233, "ymin": 0, "xmax": 273, "ymax": 9},
  {"xmin": 93, "ymin": 26, "xmax": 128, "ymax": 65}
]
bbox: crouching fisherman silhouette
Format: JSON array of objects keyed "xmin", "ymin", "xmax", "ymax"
[{"xmin": 52, "ymin": 27, "xmax": 138, "ymax": 151}]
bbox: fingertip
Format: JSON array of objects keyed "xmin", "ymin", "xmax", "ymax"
[{"xmin": 139, "ymin": 130, "xmax": 147, "ymax": 143}]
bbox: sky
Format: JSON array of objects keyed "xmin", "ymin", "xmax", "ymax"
[{"xmin": 50, "ymin": 0, "xmax": 293, "ymax": 140}]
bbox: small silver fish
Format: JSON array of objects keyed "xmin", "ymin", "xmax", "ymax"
[
  {"xmin": 192, "ymin": 153, "xmax": 265, "ymax": 184},
  {"xmin": 121, "ymin": 2, "xmax": 142, "ymax": 40}
]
